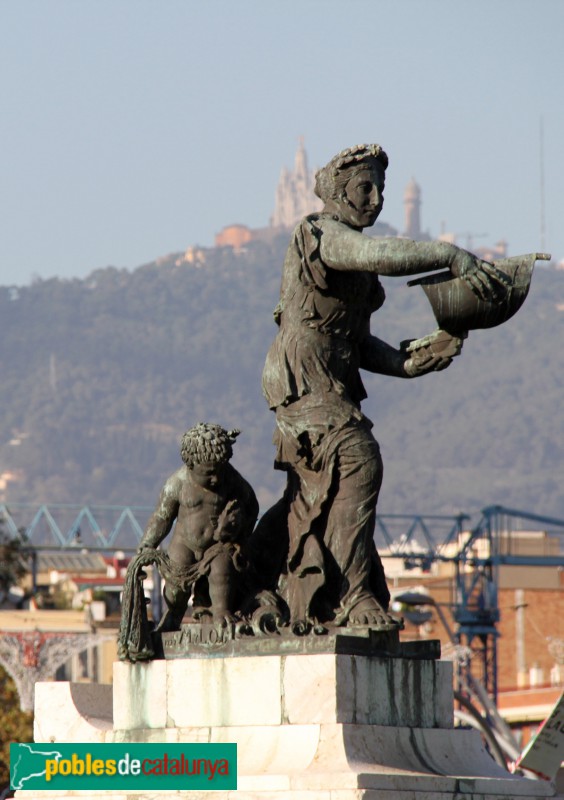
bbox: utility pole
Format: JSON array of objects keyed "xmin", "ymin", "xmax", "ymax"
[{"xmin": 539, "ymin": 115, "xmax": 546, "ymax": 253}]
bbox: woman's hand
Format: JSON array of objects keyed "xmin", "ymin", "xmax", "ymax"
[
  {"xmin": 402, "ymin": 329, "xmax": 465, "ymax": 377},
  {"xmin": 451, "ymin": 249, "xmax": 510, "ymax": 302}
]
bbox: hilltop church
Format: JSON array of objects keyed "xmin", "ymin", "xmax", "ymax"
[
  {"xmin": 180, "ymin": 140, "xmax": 507, "ymax": 264},
  {"xmin": 214, "ymin": 140, "xmax": 438, "ymax": 251}
]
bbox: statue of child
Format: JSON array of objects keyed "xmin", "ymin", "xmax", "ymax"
[{"xmin": 138, "ymin": 423, "xmax": 258, "ymax": 630}]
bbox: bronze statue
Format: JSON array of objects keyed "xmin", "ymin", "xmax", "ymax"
[
  {"xmin": 136, "ymin": 423, "xmax": 258, "ymax": 630},
  {"xmin": 119, "ymin": 144, "xmax": 549, "ymax": 660},
  {"xmin": 253, "ymin": 143, "xmax": 511, "ymax": 632}
]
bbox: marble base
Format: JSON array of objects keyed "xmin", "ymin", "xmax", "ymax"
[{"xmin": 16, "ymin": 653, "xmax": 560, "ymax": 799}]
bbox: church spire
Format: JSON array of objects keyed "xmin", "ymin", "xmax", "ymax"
[
  {"xmin": 294, "ymin": 135, "xmax": 307, "ymax": 180},
  {"xmin": 270, "ymin": 139, "xmax": 322, "ymax": 229}
]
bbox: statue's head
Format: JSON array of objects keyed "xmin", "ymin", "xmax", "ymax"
[
  {"xmin": 314, "ymin": 144, "xmax": 388, "ymax": 229},
  {"xmin": 180, "ymin": 423, "xmax": 240, "ymax": 471}
]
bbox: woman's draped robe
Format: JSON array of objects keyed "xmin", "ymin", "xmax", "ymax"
[{"xmin": 260, "ymin": 214, "xmax": 391, "ymax": 624}]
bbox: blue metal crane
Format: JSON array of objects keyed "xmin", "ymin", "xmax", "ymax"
[{"xmin": 376, "ymin": 505, "xmax": 564, "ymax": 700}]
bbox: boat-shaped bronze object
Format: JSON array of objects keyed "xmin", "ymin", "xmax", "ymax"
[{"xmin": 409, "ymin": 252, "xmax": 551, "ymax": 334}]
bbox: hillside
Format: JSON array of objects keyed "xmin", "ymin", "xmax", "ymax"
[{"xmin": 1, "ymin": 239, "xmax": 563, "ymax": 521}]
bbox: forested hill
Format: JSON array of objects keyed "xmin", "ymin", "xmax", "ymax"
[{"xmin": 1, "ymin": 238, "xmax": 563, "ymax": 521}]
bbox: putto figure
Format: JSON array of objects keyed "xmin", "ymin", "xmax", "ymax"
[
  {"xmin": 137, "ymin": 423, "xmax": 258, "ymax": 629},
  {"xmin": 255, "ymin": 143, "xmax": 508, "ymax": 631}
]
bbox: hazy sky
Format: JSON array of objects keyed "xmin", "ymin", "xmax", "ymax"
[{"xmin": 1, "ymin": 0, "xmax": 563, "ymax": 286}]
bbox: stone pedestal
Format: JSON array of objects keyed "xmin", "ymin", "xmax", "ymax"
[{"xmin": 17, "ymin": 653, "xmax": 559, "ymax": 799}]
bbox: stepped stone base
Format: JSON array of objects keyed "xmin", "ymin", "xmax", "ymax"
[{"xmin": 16, "ymin": 653, "xmax": 560, "ymax": 799}]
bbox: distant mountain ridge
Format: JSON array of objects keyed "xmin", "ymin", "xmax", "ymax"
[{"xmin": 1, "ymin": 239, "xmax": 563, "ymax": 521}]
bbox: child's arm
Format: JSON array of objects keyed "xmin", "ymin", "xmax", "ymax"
[{"xmin": 138, "ymin": 472, "xmax": 181, "ymax": 550}]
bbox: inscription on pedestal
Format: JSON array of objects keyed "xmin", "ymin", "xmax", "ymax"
[
  {"xmin": 160, "ymin": 622, "xmax": 440, "ymax": 660},
  {"xmin": 162, "ymin": 622, "xmax": 236, "ymax": 654}
]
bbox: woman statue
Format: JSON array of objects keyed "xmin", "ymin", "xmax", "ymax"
[{"xmin": 254, "ymin": 143, "xmax": 505, "ymax": 631}]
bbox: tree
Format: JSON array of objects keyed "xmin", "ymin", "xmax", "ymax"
[
  {"xmin": 0, "ymin": 522, "xmax": 32, "ymax": 793},
  {"xmin": 0, "ymin": 665, "xmax": 33, "ymax": 792},
  {"xmin": 0, "ymin": 524, "xmax": 28, "ymax": 605}
]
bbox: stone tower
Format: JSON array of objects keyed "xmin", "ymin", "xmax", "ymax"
[
  {"xmin": 271, "ymin": 138, "xmax": 322, "ymax": 229},
  {"xmin": 404, "ymin": 177, "xmax": 422, "ymax": 239}
]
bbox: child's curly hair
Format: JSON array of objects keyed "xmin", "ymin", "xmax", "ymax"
[{"xmin": 180, "ymin": 423, "xmax": 240, "ymax": 468}]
